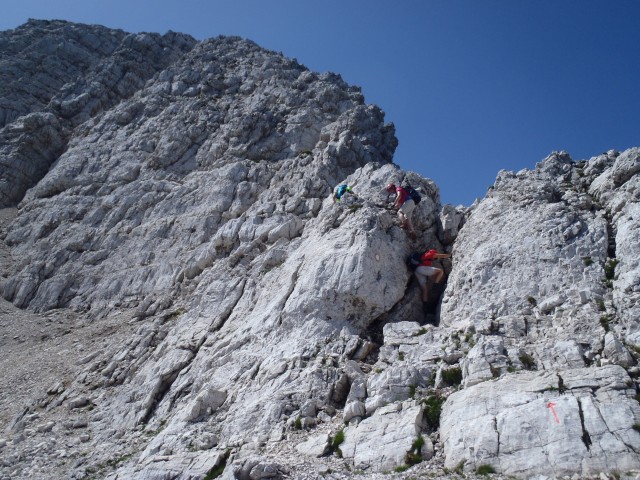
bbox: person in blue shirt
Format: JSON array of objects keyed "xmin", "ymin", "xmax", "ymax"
[{"xmin": 333, "ymin": 184, "xmax": 357, "ymax": 203}]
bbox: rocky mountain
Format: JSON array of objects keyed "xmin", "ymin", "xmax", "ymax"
[{"xmin": 0, "ymin": 20, "xmax": 639, "ymax": 480}]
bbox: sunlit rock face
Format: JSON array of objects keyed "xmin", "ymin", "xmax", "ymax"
[
  {"xmin": 438, "ymin": 149, "xmax": 640, "ymax": 477},
  {"xmin": 1, "ymin": 19, "xmax": 639, "ymax": 480}
]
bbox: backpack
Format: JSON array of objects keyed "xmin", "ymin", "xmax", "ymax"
[
  {"xmin": 403, "ymin": 183, "xmax": 421, "ymax": 204},
  {"xmin": 406, "ymin": 252, "xmax": 422, "ymax": 271},
  {"xmin": 336, "ymin": 184, "xmax": 348, "ymax": 197}
]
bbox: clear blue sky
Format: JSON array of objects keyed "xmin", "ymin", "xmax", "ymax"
[{"xmin": 2, "ymin": 1, "xmax": 639, "ymax": 206}]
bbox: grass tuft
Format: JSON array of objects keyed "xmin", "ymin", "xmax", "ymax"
[
  {"xmin": 476, "ymin": 464, "xmax": 496, "ymax": 475},
  {"xmin": 204, "ymin": 450, "xmax": 230, "ymax": 480},
  {"xmin": 403, "ymin": 435, "xmax": 425, "ymax": 466},
  {"xmin": 604, "ymin": 259, "xmax": 619, "ymax": 280},
  {"xmin": 441, "ymin": 367, "xmax": 462, "ymax": 386},
  {"xmin": 422, "ymin": 395, "xmax": 445, "ymax": 429},
  {"xmin": 519, "ymin": 352, "xmax": 536, "ymax": 370}
]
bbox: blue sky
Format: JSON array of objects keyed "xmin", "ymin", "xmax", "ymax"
[{"xmin": 2, "ymin": 1, "xmax": 639, "ymax": 206}]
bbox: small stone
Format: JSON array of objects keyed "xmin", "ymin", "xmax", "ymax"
[
  {"xmin": 67, "ymin": 397, "xmax": 91, "ymax": 410},
  {"xmin": 317, "ymin": 466, "xmax": 331, "ymax": 475},
  {"xmin": 47, "ymin": 382, "xmax": 64, "ymax": 395},
  {"xmin": 296, "ymin": 433, "xmax": 329, "ymax": 457},
  {"xmin": 317, "ymin": 411, "xmax": 332, "ymax": 423}
]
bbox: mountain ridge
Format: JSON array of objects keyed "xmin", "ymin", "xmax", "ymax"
[{"xmin": 0, "ymin": 20, "xmax": 639, "ymax": 480}]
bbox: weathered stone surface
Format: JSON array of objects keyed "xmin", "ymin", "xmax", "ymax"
[
  {"xmin": 589, "ymin": 148, "xmax": 640, "ymax": 340},
  {"xmin": 602, "ymin": 332, "xmax": 634, "ymax": 367},
  {"xmin": 438, "ymin": 203, "xmax": 466, "ymax": 245},
  {"xmin": 1, "ymin": 19, "xmax": 640, "ymax": 480},
  {"xmin": 295, "ymin": 433, "xmax": 329, "ymax": 457},
  {"xmin": 0, "ymin": 19, "xmax": 196, "ymax": 208},
  {"xmin": 461, "ymin": 336, "xmax": 508, "ymax": 387},
  {"xmin": 341, "ymin": 402, "xmax": 423, "ymax": 472},
  {"xmin": 434, "ymin": 149, "xmax": 640, "ymax": 477},
  {"xmin": 441, "ymin": 152, "xmax": 611, "ymax": 331},
  {"xmin": 441, "ymin": 366, "xmax": 640, "ymax": 477}
]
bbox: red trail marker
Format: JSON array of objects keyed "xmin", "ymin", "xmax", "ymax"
[{"xmin": 547, "ymin": 402, "xmax": 560, "ymax": 424}]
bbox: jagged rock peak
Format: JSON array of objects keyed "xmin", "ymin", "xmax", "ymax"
[
  {"xmin": 1, "ymin": 19, "xmax": 398, "ymax": 313},
  {"xmin": 2, "ymin": 19, "xmax": 640, "ymax": 480},
  {"xmin": 438, "ymin": 147, "xmax": 640, "ymax": 477},
  {"xmin": 0, "ymin": 20, "xmax": 197, "ymax": 207}
]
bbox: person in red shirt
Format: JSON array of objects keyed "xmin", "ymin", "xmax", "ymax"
[
  {"xmin": 415, "ymin": 249, "xmax": 451, "ymax": 302},
  {"xmin": 386, "ymin": 183, "xmax": 416, "ymax": 240}
]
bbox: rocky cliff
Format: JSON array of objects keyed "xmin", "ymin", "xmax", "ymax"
[{"xmin": 0, "ymin": 20, "xmax": 638, "ymax": 480}]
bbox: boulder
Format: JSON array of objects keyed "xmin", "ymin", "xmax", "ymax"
[
  {"xmin": 441, "ymin": 366, "xmax": 640, "ymax": 477},
  {"xmin": 341, "ymin": 402, "xmax": 423, "ymax": 472}
]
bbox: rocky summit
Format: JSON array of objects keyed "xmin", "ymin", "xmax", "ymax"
[{"xmin": 0, "ymin": 20, "xmax": 638, "ymax": 480}]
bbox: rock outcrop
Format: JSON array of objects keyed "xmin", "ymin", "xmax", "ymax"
[
  {"xmin": 0, "ymin": 19, "xmax": 196, "ymax": 208},
  {"xmin": 437, "ymin": 149, "xmax": 640, "ymax": 477},
  {"xmin": 1, "ymin": 20, "xmax": 639, "ymax": 480}
]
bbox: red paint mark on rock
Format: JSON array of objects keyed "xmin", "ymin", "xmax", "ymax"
[{"xmin": 547, "ymin": 401, "xmax": 560, "ymax": 424}]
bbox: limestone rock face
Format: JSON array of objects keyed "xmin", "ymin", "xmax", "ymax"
[
  {"xmin": 341, "ymin": 402, "xmax": 423, "ymax": 472},
  {"xmin": 436, "ymin": 149, "xmax": 640, "ymax": 477},
  {"xmin": 1, "ymin": 20, "xmax": 640, "ymax": 480},
  {"xmin": 441, "ymin": 366, "xmax": 640, "ymax": 477},
  {"xmin": 0, "ymin": 19, "xmax": 196, "ymax": 207}
]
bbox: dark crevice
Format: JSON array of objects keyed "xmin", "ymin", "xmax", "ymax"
[
  {"xmin": 577, "ymin": 398, "xmax": 592, "ymax": 451},
  {"xmin": 209, "ymin": 278, "xmax": 247, "ymax": 333},
  {"xmin": 142, "ymin": 325, "xmax": 210, "ymax": 424},
  {"xmin": 557, "ymin": 373, "xmax": 566, "ymax": 394},
  {"xmin": 276, "ymin": 262, "xmax": 302, "ymax": 327},
  {"xmin": 364, "ymin": 315, "xmax": 387, "ymax": 348},
  {"xmin": 165, "ymin": 335, "xmax": 211, "ymax": 411},
  {"xmin": 328, "ymin": 372, "xmax": 350, "ymax": 409},
  {"xmin": 493, "ymin": 416, "xmax": 500, "ymax": 456},
  {"xmin": 423, "ymin": 280, "xmax": 446, "ymax": 326},
  {"xmin": 167, "ymin": 382, "xmax": 193, "ymax": 412},
  {"xmin": 604, "ymin": 211, "xmax": 617, "ymax": 259},
  {"xmin": 364, "ymin": 274, "xmax": 448, "ymax": 346},
  {"xmin": 140, "ymin": 357, "xmax": 194, "ymax": 424},
  {"xmin": 249, "ymin": 361, "xmax": 261, "ymax": 381},
  {"xmin": 363, "ymin": 276, "xmax": 416, "ymax": 346}
]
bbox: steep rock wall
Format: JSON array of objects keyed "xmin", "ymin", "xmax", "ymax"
[
  {"xmin": 0, "ymin": 20, "xmax": 448, "ymax": 480},
  {"xmin": 0, "ymin": 19, "xmax": 196, "ymax": 207},
  {"xmin": 437, "ymin": 149, "xmax": 640, "ymax": 477},
  {"xmin": 1, "ymin": 20, "xmax": 639, "ymax": 480}
]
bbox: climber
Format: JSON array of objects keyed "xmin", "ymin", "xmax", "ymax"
[
  {"xmin": 386, "ymin": 183, "xmax": 417, "ymax": 240},
  {"xmin": 414, "ymin": 249, "xmax": 451, "ymax": 302},
  {"xmin": 333, "ymin": 184, "xmax": 357, "ymax": 203}
]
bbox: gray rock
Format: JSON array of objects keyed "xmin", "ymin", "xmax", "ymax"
[
  {"xmin": 1, "ymin": 18, "xmax": 639, "ymax": 480},
  {"xmin": 438, "ymin": 204, "xmax": 466, "ymax": 245},
  {"xmin": 0, "ymin": 20, "xmax": 196, "ymax": 208},
  {"xmin": 341, "ymin": 402, "xmax": 423, "ymax": 472},
  {"xmin": 441, "ymin": 366, "xmax": 640, "ymax": 477},
  {"xmin": 295, "ymin": 433, "xmax": 329, "ymax": 457},
  {"xmin": 35, "ymin": 422, "xmax": 55, "ymax": 433},
  {"xmin": 603, "ymin": 332, "xmax": 634, "ymax": 367},
  {"xmin": 462, "ymin": 336, "xmax": 508, "ymax": 387},
  {"xmin": 67, "ymin": 397, "xmax": 91, "ymax": 410}
]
